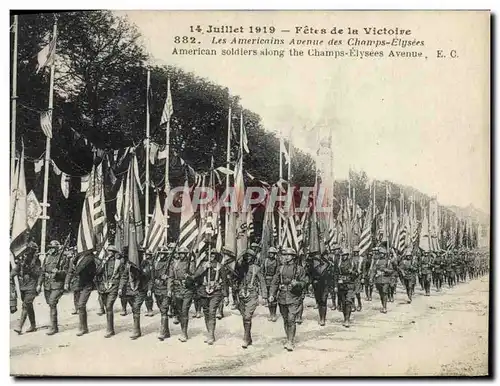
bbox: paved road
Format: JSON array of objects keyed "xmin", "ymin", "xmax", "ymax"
[{"xmin": 10, "ymin": 276, "xmax": 489, "ymax": 376}]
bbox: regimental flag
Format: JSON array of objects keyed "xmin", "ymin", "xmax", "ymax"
[
  {"xmin": 259, "ymin": 190, "xmax": 275, "ymax": 261},
  {"xmin": 358, "ymin": 204, "xmax": 373, "ymax": 256},
  {"xmin": 326, "ymin": 210, "xmax": 337, "ymax": 249},
  {"xmin": 40, "ymin": 110, "xmax": 53, "ymax": 138},
  {"xmin": 114, "ymin": 179, "xmax": 125, "ymax": 252},
  {"xmin": 178, "ymin": 179, "xmax": 198, "ymax": 250},
  {"xmin": 223, "ymin": 210, "xmax": 237, "ymax": 265},
  {"xmin": 398, "ymin": 209, "xmax": 410, "ymax": 253},
  {"xmin": 390, "ymin": 203, "xmax": 399, "ymax": 251},
  {"xmin": 126, "ymin": 155, "xmax": 143, "ymax": 266},
  {"xmin": 418, "ymin": 208, "xmax": 430, "ymax": 252},
  {"xmin": 26, "ymin": 190, "xmax": 42, "ymax": 229},
  {"xmin": 143, "ymin": 194, "xmax": 165, "ymax": 253},
  {"xmin": 10, "ymin": 146, "xmax": 28, "ymax": 258},
  {"xmin": 240, "ymin": 112, "xmax": 250, "ymax": 154},
  {"xmin": 278, "ymin": 189, "xmax": 300, "ymax": 253},
  {"xmin": 160, "ymin": 77, "xmax": 173, "ymax": 126},
  {"xmin": 36, "ymin": 31, "xmax": 57, "ymax": 73},
  {"xmin": 77, "ymin": 162, "xmax": 109, "ymax": 255}
]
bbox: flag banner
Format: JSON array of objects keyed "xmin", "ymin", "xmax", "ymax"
[
  {"xmin": 40, "ymin": 110, "xmax": 53, "ymax": 138},
  {"xmin": 419, "ymin": 208, "xmax": 430, "ymax": 252},
  {"xmin": 143, "ymin": 194, "xmax": 165, "ymax": 253},
  {"xmin": 390, "ymin": 203, "xmax": 399, "ymax": 251},
  {"xmin": 26, "ymin": 190, "xmax": 42, "ymax": 229},
  {"xmin": 36, "ymin": 32, "xmax": 57, "ymax": 73},
  {"xmin": 160, "ymin": 77, "xmax": 173, "ymax": 125},
  {"xmin": 359, "ymin": 204, "xmax": 373, "ymax": 256},
  {"xmin": 178, "ymin": 180, "xmax": 198, "ymax": 250},
  {"xmin": 60, "ymin": 172, "xmax": 70, "ymax": 199},
  {"xmin": 240, "ymin": 112, "xmax": 250, "ymax": 154},
  {"xmin": 10, "ymin": 147, "xmax": 28, "ymax": 258}
]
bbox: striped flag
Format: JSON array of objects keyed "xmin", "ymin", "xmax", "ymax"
[
  {"xmin": 10, "ymin": 146, "xmax": 28, "ymax": 258},
  {"xmin": 178, "ymin": 180, "xmax": 198, "ymax": 250},
  {"xmin": 143, "ymin": 194, "xmax": 165, "ymax": 253},
  {"xmin": 36, "ymin": 32, "xmax": 57, "ymax": 73},
  {"xmin": 390, "ymin": 203, "xmax": 399, "ymax": 250},
  {"xmin": 418, "ymin": 208, "xmax": 430, "ymax": 252},
  {"xmin": 160, "ymin": 77, "xmax": 173, "ymax": 126},
  {"xmin": 398, "ymin": 209, "xmax": 409, "ymax": 252},
  {"xmin": 40, "ymin": 110, "xmax": 53, "ymax": 138},
  {"xmin": 358, "ymin": 204, "xmax": 373, "ymax": 256},
  {"xmin": 77, "ymin": 163, "xmax": 109, "ymax": 254}
]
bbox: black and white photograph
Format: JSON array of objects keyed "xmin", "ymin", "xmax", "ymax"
[{"xmin": 9, "ymin": 10, "xmax": 490, "ymax": 376}]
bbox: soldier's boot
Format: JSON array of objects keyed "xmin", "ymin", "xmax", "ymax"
[
  {"xmin": 425, "ymin": 282, "xmax": 431, "ymax": 296},
  {"xmin": 14, "ymin": 308, "xmax": 28, "ymax": 335},
  {"xmin": 76, "ymin": 308, "xmax": 89, "ymax": 336},
  {"xmin": 158, "ymin": 314, "xmax": 170, "ymax": 341},
  {"xmin": 206, "ymin": 319, "xmax": 216, "ymax": 345},
  {"xmin": 381, "ymin": 296, "xmax": 388, "ymax": 314},
  {"xmin": 356, "ymin": 294, "xmax": 362, "ymax": 311},
  {"xmin": 369, "ymin": 285, "xmax": 374, "ymax": 301},
  {"xmin": 178, "ymin": 317, "xmax": 189, "ymax": 342},
  {"xmin": 331, "ymin": 292, "xmax": 337, "ymax": 310},
  {"xmin": 72, "ymin": 292, "xmax": 79, "ymax": 315},
  {"xmin": 130, "ymin": 314, "xmax": 141, "ymax": 340},
  {"xmin": 167, "ymin": 304, "xmax": 174, "ymax": 318},
  {"xmin": 343, "ymin": 305, "xmax": 351, "ymax": 328},
  {"xmin": 318, "ymin": 305, "xmax": 326, "ymax": 326},
  {"xmin": 296, "ymin": 303, "xmax": 303, "ymax": 324},
  {"xmin": 97, "ymin": 295, "xmax": 105, "ymax": 316},
  {"xmin": 216, "ymin": 302, "xmax": 224, "ymax": 320},
  {"xmin": 25, "ymin": 304, "xmax": 37, "ymax": 333},
  {"xmin": 282, "ymin": 319, "xmax": 290, "ymax": 349},
  {"xmin": 270, "ymin": 304, "xmax": 278, "ymax": 322},
  {"xmin": 194, "ymin": 299, "xmax": 202, "ymax": 318},
  {"xmin": 267, "ymin": 304, "xmax": 273, "ymax": 321},
  {"xmin": 365, "ymin": 285, "xmax": 370, "ymax": 301},
  {"xmin": 46, "ymin": 306, "xmax": 59, "ymax": 336},
  {"xmin": 173, "ymin": 313, "xmax": 180, "ymax": 325},
  {"xmin": 286, "ymin": 323, "xmax": 296, "ymax": 352},
  {"xmin": 120, "ymin": 298, "xmax": 128, "ymax": 316},
  {"xmin": 242, "ymin": 320, "xmax": 252, "ymax": 349},
  {"xmin": 145, "ymin": 298, "xmax": 154, "ymax": 317},
  {"xmin": 104, "ymin": 311, "xmax": 115, "ymax": 338}
]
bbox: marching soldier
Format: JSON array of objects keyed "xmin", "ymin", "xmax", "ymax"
[
  {"xmin": 398, "ymin": 249, "xmax": 417, "ymax": 303},
  {"xmin": 335, "ymin": 248, "xmax": 359, "ymax": 327},
  {"xmin": 306, "ymin": 249, "xmax": 331, "ymax": 326},
  {"xmin": 168, "ymin": 246, "xmax": 197, "ymax": 342},
  {"xmin": 119, "ymin": 246, "xmax": 130, "ymax": 316},
  {"xmin": 37, "ymin": 240, "xmax": 69, "ymax": 335},
  {"xmin": 10, "ymin": 265, "xmax": 18, "ymax": 315},
  {"xmin": 445, "ymin": 251, "xmax": 455, "ymax": 288},
  {"xmin": 388, "ymin": 249, "xmax": 399, "ymax": 303},
  {"xmin": 149, "ymin": 245, "xmax": 173, "ymax": 341},
  {"xmin": 351, "ymin": 247, "xmax": 363, "ymax": 311},
  {"xmin": 92, "ymin": 248, "xmax": 106, "ymax": 317},
  {"xmin": 418, "ymin": 250, "xmax": 433, "ymax": 296},
  {"xmin": 234, "ymin": 249, "xmax": 267, "ymax": 348},
  {"xmin": 119, "ymin": 254, "xmax": 152, "ymax": 340},
  {"xmin": 64, "ymin": 249, "xmax": 97, "ymax": 336},
  {"xmin": 66, "ymin": 248, "xmax": 81, "ymax": 316},
  {"xmin": 269, "ymin": 248, "xmax": 307, "ymax": 352},
  {"xmin": 329, "ymin": 246, "xmax": 341, "ymax": 310},
  {"xmin": 141, "ymin": 247, "xmax": 155, "ymax": 318},
  {"xmin": 192, "ymin": 251, "xmax": 230, "ymax": 345},
  {"xmin": 12, "ymin": 242, "xmax": 41, "ymax": 334},
  {"xmin": 263, "ymin": 246, "xmax": 279, "ymax": 322},
  {"xmin": 363, "ymin": 249, "xmax": 374, "ymax": 301},
  {"xmin": 94, "ymin": 245, "xmax": 124, "ymax": 338},
  {"xmin": 432, "ymin": 250, "xmax": 445, "ymax": 292},
  {"xmin": 369, "ymin": 246, "xmax": 394, "ymax": 313},
  {"xmin": 296, "ymin": 251, "xmax": 309, "ymax": 325}
]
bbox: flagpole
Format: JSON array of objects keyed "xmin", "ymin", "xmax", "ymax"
[
  {"xmin": 145, "ymin": 68, "xmax": 151, "ymax": 232},
  {"xmin": 10, "ymin": 14, "xmax": 18, "ymax": 181},
  {"xmin": 225, "ymin": 104, "xmax": 231, "ymax": 240},
  {"xmin": 278, "ymin": 129, "xmax": 283, "ymax": 246},
  {"xmin": 164, "ymin": 77, "xmax": 171, "ymax": 245},
  {"xmin": 40, "ymin": 17, "xmax": 57, "ymax": 263}
]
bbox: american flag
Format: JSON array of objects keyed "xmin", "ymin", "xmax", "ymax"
[
  {"xmin": 143, "ymin": 194, "xmax": 165, "ymax": 253},
  {"xmin": 77, "ymin": 163, "xmax": 108, "ymax": 254},
  {"xmin": 160, "ymin": 77, "xmax": 173, "ymax": 126},
  {"xmin": 358, "ymin": 204, "xmax": 373, "ymax": 256},
  {"xmin": 36, "ymin": 32, "xmax": 57, "ymax": 73},
  {"xmin": 178, "ymin": 180, "xmax": 198, "ymax": 250},
  {"xmin": 40, "ymin": 110, "xmax": 53, "ymax": 138}
]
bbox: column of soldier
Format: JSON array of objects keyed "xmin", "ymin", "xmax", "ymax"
[{"xmin": 11, "ymin": 239, "xmax": 488, "ymax": 352}]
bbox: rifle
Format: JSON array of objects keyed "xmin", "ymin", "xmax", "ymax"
[{"xmin": 55, "ymin": 233, "xmax": 71, "ymax": 272}]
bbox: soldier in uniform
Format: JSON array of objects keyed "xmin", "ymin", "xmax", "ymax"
[
  {"xmin": 234, "ymin": 249, "xmax": 267, "ymax": 348},
  {"xmin": 149, "ymin": 245, "xmax": 173, "ymax": 341},
  {"xmin": 94, "ymin": 245, "xmax": 124, "ymax": 338},
  {"xmin": 387, "ymin": 249, "xmax": 399, "ymax": 303},
  {"xmin": 418, "ymin": 250, "xmax": 433, "ymax": 296},
  {"xmin": 351, "ymin": 247, "xmax": 363, "ymax": 311},
  {"xmin": 118, "ymin": 254, "xmax": 152, "ymax": 340},
  {"xmin": 93, "ymin": 249, "xmax": 106, "ymax": 317},
  {"xmin": 64, "ymin": 249, "xmax": 97, "ymax": 336},
  {"xmin": 169, "ymin": 246, "xmax": 197, "ymax": 342},
  {"xmin": 37, "ymin": 240, "xmax": 69, "ymax": 335},
  {"xmin": 269, "ymin": 248, "xmax": 307, "ymax": 352},
  {"xmin": 193, "ymin": 251, "xmax": 230, "ymax": 345},
  {"xmin": 263, "ymin": 246, "xmax": 279, "ymax": 322},
  {"xmin": 296, "ymin": 250, "xmax": 309, "ymax": 325},
  {"xmin": 398, "ymin": 249, "xmax": 417, "ymax": 303},
  {"xmin": 432, "ymin": 250, "xmax": 445, "ymax": 292},
  {"xmin": 119, "ymin": 246, "xmax": 129, "ymax": 316},
  {"xmin": 141, "ymin": 248, "xmax": 155, "ymax": 318},
  {"xmin": 65, "ymin": 249, "xmax": 81, "ymax": 316},
  {"xmin": 329, "ymin": 246, "xmax": 342, "ymax": 310},
  {"xmin": 306, "ymin": 249, "xmax": 331, "ymax": 326},
  {"xmin": 445, "ymin": 251, "xmax": 455, "ymax": 288},
  {"xmin": 369, "ymin": 246, "xmax": 394, "ymax": 313},
  {"xmin": 363, "ymin": 249, "xmax": 374, "ymax": 301},
  {"xmin": 335, "ymin": 248, "xmax": 359, "ymax": 327},
  {"xmin": 12, "ymin": 242, "xmax": 41, "ymax": 334},
  {"xmin": 10, "ymin": 265, "xmax": 17, "ymax": 315}
]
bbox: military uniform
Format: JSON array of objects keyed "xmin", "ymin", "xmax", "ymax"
[
  {"xmin": 142, "ymin": 250, "xmax": 155, "ymax": 318},
  {"xmin": 445, "ymin": 253, "xmax": 455, "ymax": 287},
  {"xmin": 119, "ymin": 258, "xmax": 152, "ymax": 340},
  {"xmin": 37, "ymin": 241, "xmax": 69, "ymax": 335},
  {"xmin": 335, "ymin": 249, "xmax": 359, "ymax": 327},
  {"xmin": 369, "ymin": 247, "xmax": 393, "ymax": 313},
  {"xmin": 398, "ymin": 250, "xmax": 417, "ymax": 303},
  {"xmin": 66, "ymin": 251, "xmax": 81, "ymax": 315},
  {"xmin": 432, "ymin": 252, "xmax": 445, "ymax": 291},
  {"xmin": 307, "ymin": 250, "xmax": 331, "ymax": 326},
  {"xmin": 388, "ymin": 254, "xmax": 399, "ymax": 302},
  {"xmin": 263, "ymin": 247, "xmax": 279, "ymax": 321},
  {"xmin": 10, "ymin": 265, "xmax": 17, "ymax": 314},
  {"xmin": 351, "ymin": 248, "xmax": 363, "ymax": 311},
  {"xmin": 418, "ymin": 252, "xmax": 433, "ymax": 296},
  {"xmin": 12, "ymin": 243, "xmax": 41, "ymax": 334},
  {"xmin": 64, "ymin": 250, "xmax": 97, "ymax": 336},
  {"xmin": 269, "ymin": 249, "xmax": 307, "ymax": 351},
  {"xmin": 95, "ymin": 246, "xmax": 124, "ymax": 338},
  {"xmin": 234, "ymin": 249, "xmax": 267, "ymax": 348},
  {"xmin": 167, "ymin": 248, "xmax": 197, "ymax": 342},
  {"xmin": 362, "ymin": 251, "xmax": 374, "ymax": 301}
]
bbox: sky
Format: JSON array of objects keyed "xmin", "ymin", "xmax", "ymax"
[{"xmin": 115, "ymin": 10, "xmax": 490, "ymax": 213}]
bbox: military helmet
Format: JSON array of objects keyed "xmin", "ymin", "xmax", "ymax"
[
  {"xmin": 404, "ymin": 249, "xmax": 412, "ymax": 256},
  {"xmin": 107, "ymin": 245, "xmax": 119, "ymax": 254},
  {"xmin": 244, "ymin": 249, "xmax": 257, "ymax": 258},
  {"xmin": 268, "ymin": 246, "xmax": 278, "ymax": 254},
  {"xmin": 282, "ymin": 248, "xmax": 296, "ymax": 256},
  {"xmin": 353, "ymin": 246, "xmax": 360, "ymax": 253},
  {"xmin": 250, "ymin": 242, "xmax": 260, "ymax": 250},
  {"xmin": 341, "ymin": 248, "xmax": 350, "ymax": 256},
  {"xmin": 49, "ymin": 240, "xmax": 61, "ymax": 248}
]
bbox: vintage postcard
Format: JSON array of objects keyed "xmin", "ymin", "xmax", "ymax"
[{"xmin": 9, "ymin": 10, "xmax": 490, "ymax": 376}]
